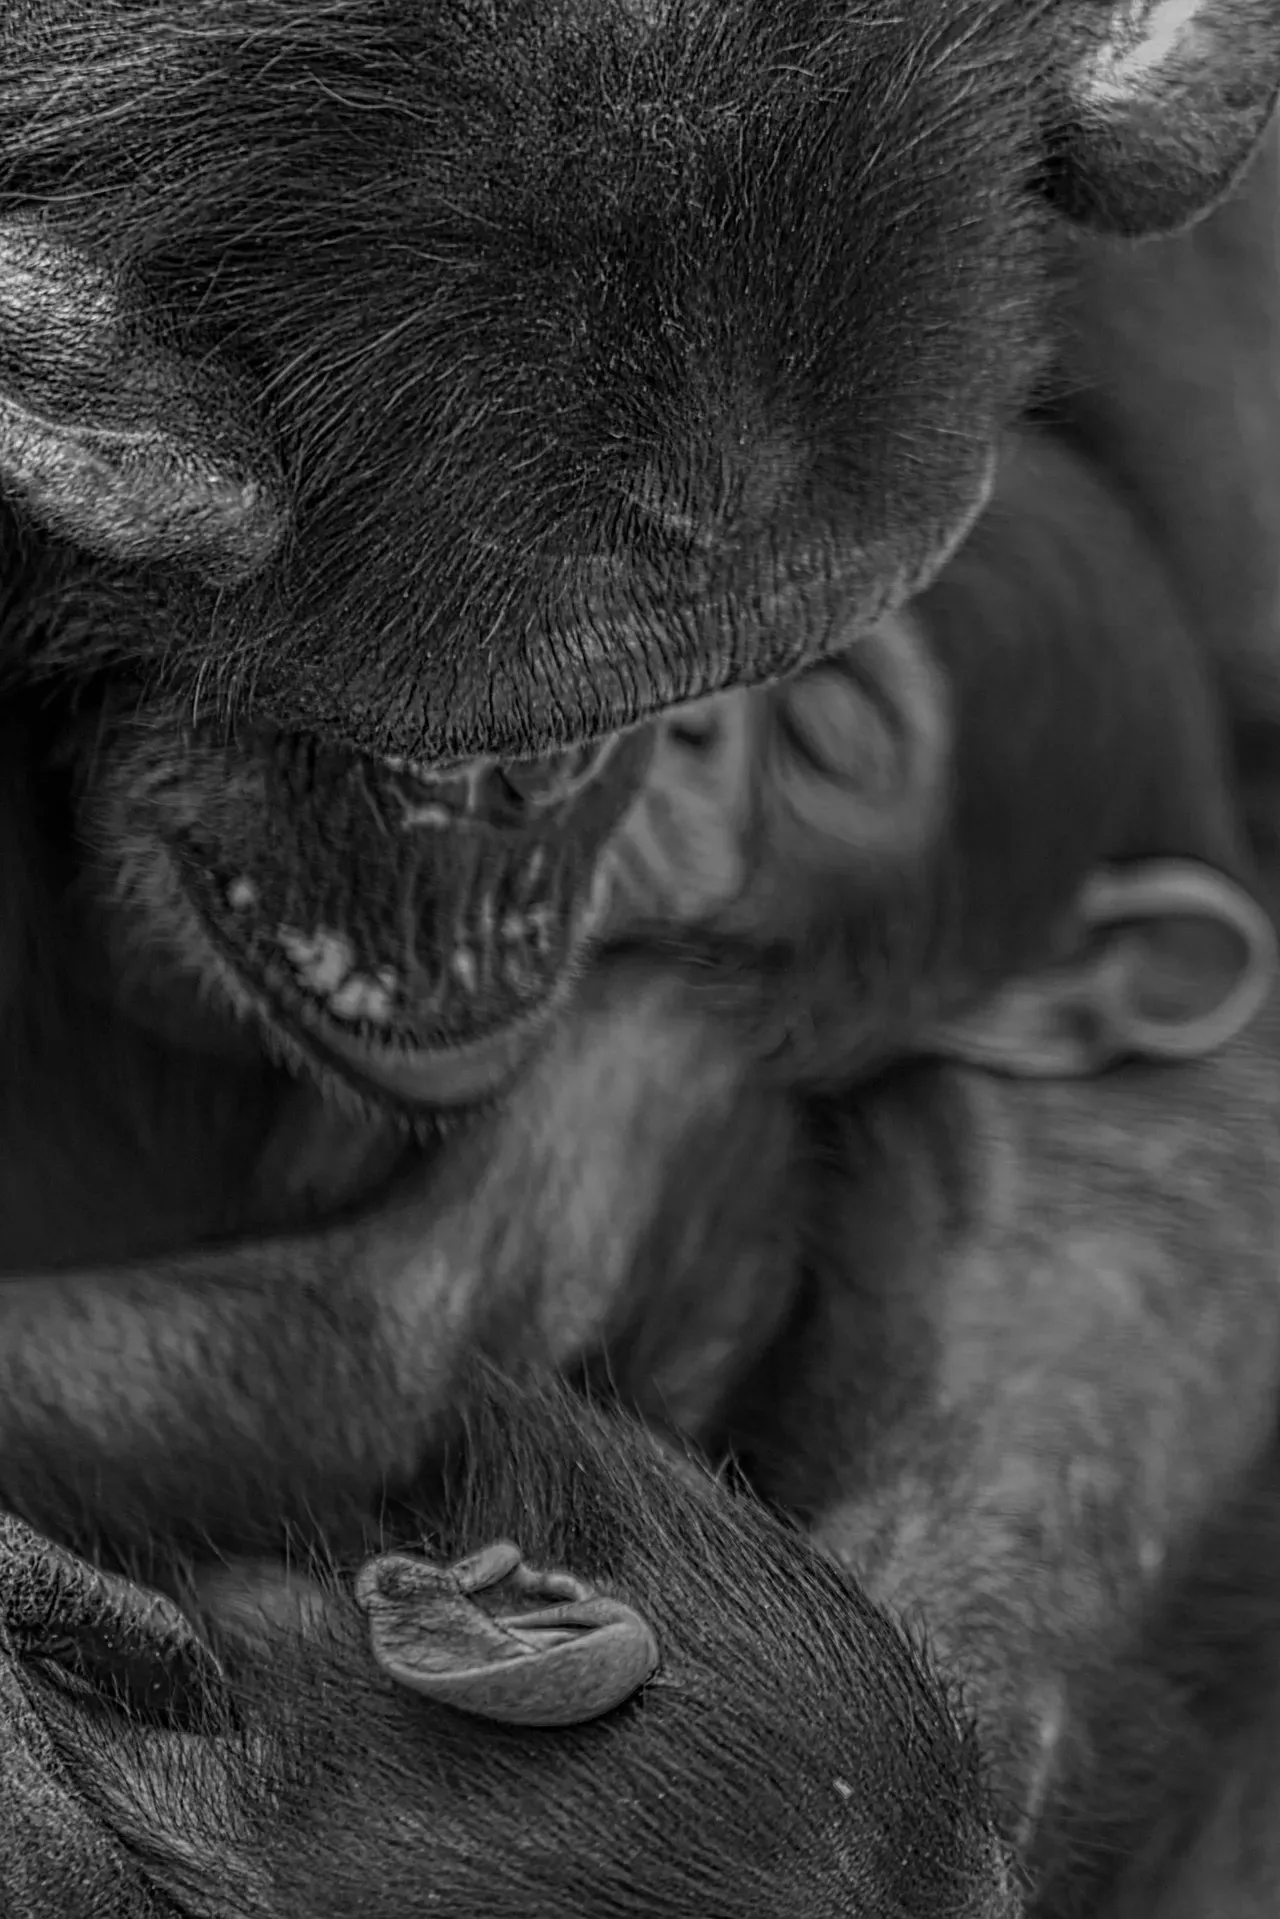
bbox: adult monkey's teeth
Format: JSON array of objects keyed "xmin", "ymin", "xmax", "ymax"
[
  {"xmin": 449, "ymin": 947, "xmax": 480, "ymax": 996},
  {"xmin": 381, "ymin": 754, "xmax": 443, "ymax": 783},
  {"xmin": 379, "ymin": 737, "xmax": 619, "ymax": 820}
]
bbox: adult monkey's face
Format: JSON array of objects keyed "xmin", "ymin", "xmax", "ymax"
[{"xmin": 0, "ymin": 1, "xmax": 1275, "ymax": 1109}]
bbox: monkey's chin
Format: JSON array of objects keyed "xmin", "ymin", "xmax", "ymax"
[{"xmin": 310, "ymin": 1000, "xmax": 563, "ymax": 1107}]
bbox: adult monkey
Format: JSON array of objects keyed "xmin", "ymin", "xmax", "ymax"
[
  {"xmin": 0, "ymin": 153, "xmax": 1274, "ymax": 1919},
  {"xmin": 0, "ymin": 0, "xmax": 1277, "ymax": 1534},
  {"xmin": 0, "ymin": 6, "xmax": 1275, "ymax": 1909}
]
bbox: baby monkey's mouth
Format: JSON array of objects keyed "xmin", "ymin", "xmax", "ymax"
[{"xmin": 106, "ymin": 715, "xmax": 656, "ymax": 1111}]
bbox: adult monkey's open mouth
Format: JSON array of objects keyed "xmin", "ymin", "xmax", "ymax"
[
  {"xmin": 0, "ymin": 57, "xmax": 1019, "ymax": 1126},
  {"xmin": 90, "ymin": 708, "xmax": 658, "ymax": 1112}
]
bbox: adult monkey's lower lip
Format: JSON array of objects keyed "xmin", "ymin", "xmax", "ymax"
[
  {"xmin": 318, "ymin": 1015, "xmax": 551, "ymax": 1107},
  {"xmin": 285, "ymin": 885, "xmax": 609, "ymax": 1110}
]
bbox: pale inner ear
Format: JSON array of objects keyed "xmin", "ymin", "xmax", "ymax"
[
  {"xmin": 1076, "ymin": 863, "xmax": 1277, "ymax": 1056},
  {"xmin": 355, "ymin": 1544, "xmax": 660, "ymax": 1728},
  {"xmin": 1078, "ymin": 0, "xmax": 1207, "ymax": 108},
  {"xmin": 0, "ymin": 221, "xmax": 283, "ymax": 581},
  {"xmin": 924, "ymin": 861, "xmax": 1277, "ymax": 1080},
  {"xmin": 0, "ymin": 391, "xmax": 281, "ymax": 580}
]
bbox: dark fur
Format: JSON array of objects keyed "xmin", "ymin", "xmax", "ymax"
[
  {"xmin": 1012, "ymin": 1411, "xmax": 1280, "ymax": 1918},
  {"xmin": 0, "ymin": 1383, "xmax": 1019, "ymax": 1919},
  {"xmin": 0, "ymin": 3, "xmax": 1277, "ymax": 1915},
  {"xmin": 0, "ymin": 0, "xmax": 1052, "ymax": 752},
  {"xmin": 699, "ymin": 984, "xmax": 1280, "ymax": 1888}
]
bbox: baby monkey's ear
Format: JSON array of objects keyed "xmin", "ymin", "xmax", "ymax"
[
  {"xmin": 925, "ymin": 860, "xmax": 1276, "ymax": 1078},
  {"xmin": 356, "ymin": 1540, "xmax": 660, "ymax": 1728}
]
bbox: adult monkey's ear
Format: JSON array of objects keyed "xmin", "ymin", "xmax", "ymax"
[
  {"xmin": 0, "ymin": 222, "xmax": 285, "ymax": 582},
  {"xmin": 355, "ymin": 1540, "xmax": 660, "ymax": 1728},
  {"xmin": 1047, "ymin": 0, "xmax": 1280, "ymax": 235},
  {"xmin": 925, "ymin": 861, "xmax": 1277, "ymax": 1079}
]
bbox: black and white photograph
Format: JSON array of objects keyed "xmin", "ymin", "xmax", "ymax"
[{"xmin": 0, "ymin": 2, "xmax": 1278, "ymax": 1913}]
